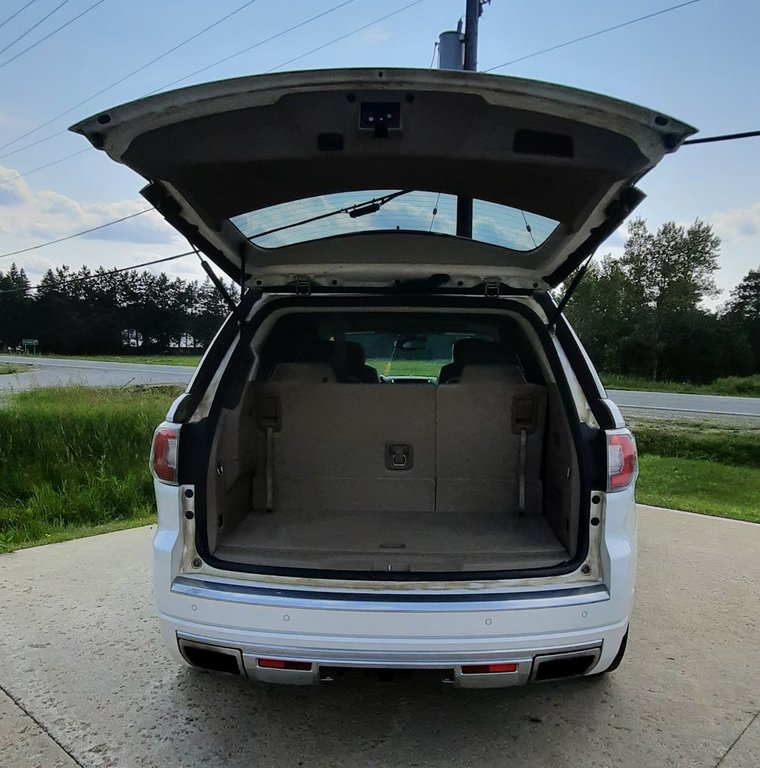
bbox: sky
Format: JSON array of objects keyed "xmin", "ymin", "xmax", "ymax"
[{"xmin": 0, "ymin": 0, "xmax": 758, "ymax": 307}]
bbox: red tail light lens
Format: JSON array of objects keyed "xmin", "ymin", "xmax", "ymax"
[
  {"xmin": 151, "ymin": 424, "xmax": 179, "ymax": 484},
  {"xmin": 607, "ymin": 430, "xmax": 638, "ymax": 492},
  {"xmin": 461, "ymin": 663, "xmax": 519, "ymax": 674},
  {"xmin": 257, "ymin": 658, "xmax": 313, "ymax": 671}
]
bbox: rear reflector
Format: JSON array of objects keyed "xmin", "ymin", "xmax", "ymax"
[
  {"xmin": 151, "ymin": 423, "xmax": 179, "ymax": 484},
  {"xmin": 461, "ymin": 662, "xmax": 518, "ymax": 675},
  {"xmin": 257, "ymin": 658, "xmax": 313, "ymax": 671},
  {"xmin": 607, "ymin": 429, "xmax": 638, "ymax": 492}
]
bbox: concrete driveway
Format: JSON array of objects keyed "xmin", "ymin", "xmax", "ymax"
[{"xmin": 0, "ymin": 506, "xmax": 758, "ymax": 768}]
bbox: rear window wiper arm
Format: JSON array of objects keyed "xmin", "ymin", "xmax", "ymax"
[{"xmin": 246, "ymin": 190, "xmax": 410, "ymax": 241}]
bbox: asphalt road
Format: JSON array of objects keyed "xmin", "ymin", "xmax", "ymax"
[
  {"xmin": 608, "ymin": 388, "xmax": 760, "ymax": 420},
  {"xmin": 2, "ymin": 356, "xmax": 760, "ymax": 421},
  {"xmin": 0, "ymin": 356, "xmax": 193, "ymax": 391},
  {"xmin": 1, "ymin": 506, "xmax": 758, "ymax": 768}
]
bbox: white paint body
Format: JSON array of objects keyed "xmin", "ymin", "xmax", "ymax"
[{"xmin": 152, "ymin": 478, "xmax": 636, "ymax": 686}]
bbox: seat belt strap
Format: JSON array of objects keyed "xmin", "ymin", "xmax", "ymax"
[
  {"xmin": 265, "ymin": 425, "xmax": 274, "ymax": 513},
  {"xmin": 256, "ymin": 394, "xmax": 280, "ymax": 514},
  {"xmin": 512, "ymin": 393, "xmax": 537, "ymax": 516},
  {"xmin": 518, "ymin": 428, "xmax": 527, "ymax": 514}
]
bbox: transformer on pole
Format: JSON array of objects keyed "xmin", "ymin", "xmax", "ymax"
[{"xmin": 438, "ymin": 21, "xmax": 464, "ymax": 70}]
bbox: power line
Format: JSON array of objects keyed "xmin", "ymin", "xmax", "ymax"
[
  {"xmin": 0, "ymin": 208, "xmax": 153, "ymax": 260},
  {"xmin": 0, "ymin": 0, "xmax": 357, "ymax": 161},
  {"xmin": 0, "ymin": 128, "xmax": 75, "ymax": 162},
  {"xmin": 0, "ymin": 0, "xmax": 427, "ymax": 181},
  {"xmin": 683, "ymin": 129, "xmax": 760, "ymax": 145},
  {"xmin": 0, "ymin": 0, "xmax": 106, "ymax": 72},
  {"xmin": 148, "ymin": 0, "xmax": 359, "ymax": 95},
  {"xmin": 0, "ymin": 0, "xmax": 72, "ymax": 58},
  {"xmin": 0, "ymin": 251, "xmax": 195, "ymax": 295},
  {"xmin": 0, "ymin": 0, "xmax": 260, "ymax": 155},
  {"xmin": 0, "ymin": 147, "xmax": 91, "ymax": 187},
  {"xmin": 2, "ymin": 0, "xmax": 426, "ymax": 170},
  {"xmin": 266, "ymin": 0, "xmax": 428, "ymax": 73},
  {"xmin": 482, "ymin": 0, "xmax": 704, "ymax": 73},
  {"xmin": 0, "ymin": 0, "xmax": 41, "ymax": 32}
]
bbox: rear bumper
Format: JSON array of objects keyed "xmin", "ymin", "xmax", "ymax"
[
  {"xmin": 172, "ymin": 628, "xmax": 612, "ymax": 688},
  {"xmin": 156, "ymin": 578, "xmax": 629, "ymax": 687}
]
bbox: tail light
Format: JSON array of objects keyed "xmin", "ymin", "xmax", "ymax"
[
  {"xmin": 461, "ymin": 663, "xmax": 518, "ymax": 674},
  {"xmin": 606, "ymin": 429, "xmax": 638, "ymax": 492},
  {"xmin": 151, "ymin": 424, "xmax": 180, "ymax": 485},
  {"xmin": 257, "ymin": 658, "xmax": 313, "ymax": 671}
]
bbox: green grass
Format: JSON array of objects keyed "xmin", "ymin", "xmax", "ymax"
[
  {"xmin": 1, "ymin": 383, "xmax": 756, "ymax": 555},
  {"xmin": 630, "ymin": 417, "xmax": 760, "ymax": 468},
  {"xmin": 41, "ymin": 354, "xmax": 201, "ymax": 367},
  {"xmin": 0, "ymin": 386, "xmax": 181, "ymax": 553},
  {"xmin": 631, "ymin": 417, "xmax": 760, "ymax": 523},
  {"xmin": 602, "ymin": 372, "xmax": 760, "ymax": 398},
  {"xmin": 9, "ymin": 514, "xmax": 157, "ymax": 551},
  {"xmin": 0, "ymin": 363, "xmax": 24, "ymax": 375},
  {"xmin": 637, "ymin": 455, "xmax": 760, "ymax": 523},
  {"xmin": 364, "ymin": 364, "xmax": 760, "ymax": 396},
  {"xmin": 366, "ymin": 358, "xmax": 448, "ymax": 377}
]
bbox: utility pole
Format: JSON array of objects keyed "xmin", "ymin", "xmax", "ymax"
[
  {"xmin": 438, "ymin": 0, "xmax": 489, "ymax": 238},
  {"xmin": 463, "ymin": 0, "xmax": 481, "ymax": 72}
]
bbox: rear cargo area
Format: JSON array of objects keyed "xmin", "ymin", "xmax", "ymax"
[
  {"xmin": 214, "ymin": 509, "xmax": 568, "ymax": 572},
  {"xmin": 203, "ymin": 310, "xmax": 582, "ymax": 574}
]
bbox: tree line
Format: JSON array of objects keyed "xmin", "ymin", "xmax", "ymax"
[
  {"xmin": 0, "ymin": 264, "xmax": 239, "ymax": 355},
  {"xmin": 565, "ymin": 218, "xmax": 759, "ymax": 382},
  {"xmin": 2, "ymin": 219, "xmax": 758, "ymax": 382}
]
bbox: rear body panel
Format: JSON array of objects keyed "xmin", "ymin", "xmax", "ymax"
[
  {"xmin": 153, "ymin": 477, "xmax": 635, "ymax": 686},
  {"xmin": 151, "ymin": 291, "xmax": 636, "ymax": 686}
]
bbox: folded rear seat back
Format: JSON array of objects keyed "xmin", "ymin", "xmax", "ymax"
[
  {"xmin": 436, "ymin": 364, "xmax": 547, "ymax": 516},
  {"xmin": 252, "ymin": 363, "xmax": 436, "ymax": 514}
]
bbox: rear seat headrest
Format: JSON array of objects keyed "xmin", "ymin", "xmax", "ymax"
[
  {"xmin": 296, "ymin": 339, "xmax": 335, "ymax": 364},
  {"xmin": 345, "ymin": 341, "xmax": 366, "ymax": 367},
  {"xmin": 270, "ymin": 363, "xmax": 336, "ymax": 383},
  {"xmin": 452, "ymin": 338, "xmax": 519, "ymax": 367},
  {"xmin": 293, "ymin": 338, "xmax": 375, "ymax": 382}
]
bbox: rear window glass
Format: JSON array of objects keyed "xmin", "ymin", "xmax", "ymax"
[
  {"xmin": 257, "ymin": 312, "xmax": 523, "ymax": 382},
  {"xmin": 232, "ymin": 190, "xmax": 558, "ymax": 251}
]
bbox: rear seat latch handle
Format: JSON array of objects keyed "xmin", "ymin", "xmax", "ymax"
[{"xmin": 386, "ymin": 444, "xmax": 413, "ymax": 471}]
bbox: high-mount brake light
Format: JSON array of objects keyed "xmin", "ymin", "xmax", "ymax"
[
  {"xmin": 607, "ymin": 430, "xmax": 638, "ymax": 492},
  {"xmin": 151, "ymin": 424, "xmax": 180, "ymax": 484}
]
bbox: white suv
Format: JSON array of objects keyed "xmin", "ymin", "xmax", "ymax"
[{"xmin": 72, "ymin": 69, "xmax": 692, "ymax": 687}]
